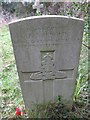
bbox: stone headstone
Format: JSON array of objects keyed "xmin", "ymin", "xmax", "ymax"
[
  {"xmin": 9, "ymin": 15, "xmax": 84, "ymax": 108},
  {"xmin": 33, "ymin": 0, "xmax": 43, "ymax": 13}
]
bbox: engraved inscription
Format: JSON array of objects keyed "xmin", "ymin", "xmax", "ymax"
[{"xmin": 27, "ymin": 28, "xmax": 69, "ymax": 45}]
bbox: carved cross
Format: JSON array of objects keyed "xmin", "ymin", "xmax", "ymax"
[{"xmin": 33, "ymin": 0, "xmax": 43, "ymax": 13}]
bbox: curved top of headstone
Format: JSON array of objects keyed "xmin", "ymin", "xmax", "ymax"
[{"xmin": 9, "ymin": 15, "xmax": 84, "ymax": 25}]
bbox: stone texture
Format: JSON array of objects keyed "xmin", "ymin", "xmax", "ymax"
[{"xmin": 9, "ymin": 15, "xmax": 84, "ymax": 108}]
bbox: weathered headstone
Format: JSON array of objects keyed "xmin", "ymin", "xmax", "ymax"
[
  {"xmin": 33, "ymin": 0, "xmax": 43, "ymax": 13},
  {"xmin": 9, "ymin": 15, "xmax": 84, "ymax": 108}
]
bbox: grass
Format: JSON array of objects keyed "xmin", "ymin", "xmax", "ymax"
[
  {"xmin": 0, "ymin": 24, "xmax": 88, "ymax": 118},
  {"xmin": 27, "ymin": 98, "xmax": 89, "ymax": 119},
  {"xmin": 0, "ymin": 25, "xmax": 24, "ymax": 118}
]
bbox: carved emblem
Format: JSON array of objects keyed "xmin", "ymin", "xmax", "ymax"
[{"xmin": 30, "ymin": 52, "xmax": 67, "ymax": 81}]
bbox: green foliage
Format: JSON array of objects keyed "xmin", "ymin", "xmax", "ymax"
[
  {"xmin": 73, "ymin": 2, "xmax": 89, "ymax": 98},
  {"xmin": 0, "ymin": 26, "xmax": 24, "ymax": 118},
  {"xmin": 27, "ymin": 97, "xmax": 89, "ymax": 119}
]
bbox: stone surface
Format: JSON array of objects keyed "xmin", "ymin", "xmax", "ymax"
[{"xmin": 9, "ymin": 15, "xmax": 84, "ymax": 108}]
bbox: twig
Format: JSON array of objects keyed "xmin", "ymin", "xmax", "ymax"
[{"xmin": 82, "ymin": 43, "xmax": 90, "ymax": 49}]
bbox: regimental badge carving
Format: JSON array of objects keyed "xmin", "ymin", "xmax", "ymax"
[
  {"xmin": 41, "ymin": 53, "xmax": 55, "ymax": 80},
  {"xmin": 30, "ymin": 51, "xmax": 67, "ymax": 81}
]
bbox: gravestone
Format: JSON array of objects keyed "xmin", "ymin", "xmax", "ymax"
[
  {"xmin": 9, "ymin": 15, "xmax": 84, "ymax": 108},
  {"xmin": 33, "ymin": 0, "xmax": 43, "ymax": 13}
]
